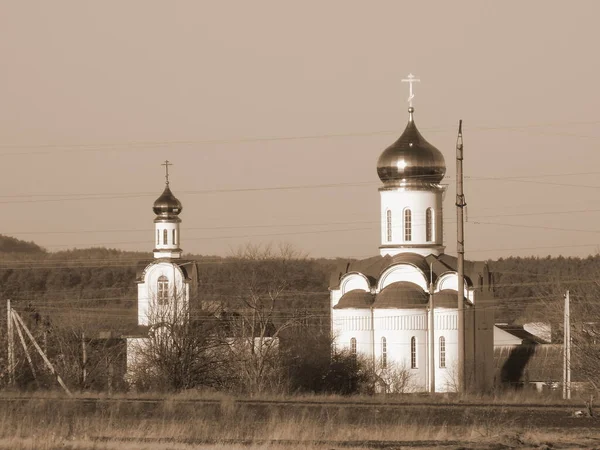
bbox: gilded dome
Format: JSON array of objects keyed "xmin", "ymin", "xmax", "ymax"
[
  {"xmin": 153, "ymin": 184, "xmax": 182, "ymax": 217},
  {"xmin": 377, "ymin": 107, "xmax": 446, "ymax": 187}
]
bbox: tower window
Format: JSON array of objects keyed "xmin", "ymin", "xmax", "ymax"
[
  {"xmin": 381, "ymin": 337, "xmax": 387, "ymax": 369},
  {"xmin": 439, "ymin": 336, "xmax": 446, "ymax": 368},
  {"xmin": 163, "ymin": 229, "xmax": 168, "ymax": 245},
  {"xmin": 350, "ymin": 337, "xmax": 357, "ymax": 358},
  {"xmin": 404, "ymin": 209, "xmax": 412, "ymax": 242},
  {"xmin": 156, "ymin": 229, "xmax": 160, "ymax": 246},
  {"xmin": 426, "ymin": 208, "xmax": 434, "ymax": 242},
  {"xmin": 386, "ymin": 210, "xmax": 392, "ymax": 242},
  {"xmin": 157, "ymin": 275, "xmax": 169, "ymax": 306},
  {"xmin": 410, "ymin": 336, "xmax": 417, "ymax": 369},
  {"xmin": 172, "ymin": 229, "xmax": 176, "ymax": 246}
]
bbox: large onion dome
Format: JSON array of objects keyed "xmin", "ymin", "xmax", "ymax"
[
  {"xmin": 153, "ymin": 184, "xmax": 182, "ymax": 217},
  {"xmin": 377, "ymin": 107, "xmax": 446, "ymax": 187}
]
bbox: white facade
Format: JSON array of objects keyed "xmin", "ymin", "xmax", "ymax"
[
  {"xmin": 379, "ymin": 186, "xmax": 446, "ymax": 257},
  {"xmin": 136, "ymin": 261, "xmax": 190, "ymax": 326},
  {"xmin": 153, "ymin": 219, "xmax": 182, "ymax": 259},
  {"xmin": 331, "ymin": 264, "xmax": 477, "ymax": 393},
  {"xmin": 330, "ymin": 103, "xmax": 494, "ymax": 393}
]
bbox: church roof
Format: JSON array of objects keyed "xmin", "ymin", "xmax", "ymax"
[
  {"xmin": 377, "ymin": 107, "xmax": 446, "ymax": 188},
  {"xmin": 433, "ymin": 289, "xmax": 470, "ymax": 308},
  {"xmin": 329, "ymin": 252, "xmax": 483, "ymax": 290},
  {"xmin": 135, "ymin": 259, "xmax": 199, "ymax": 283},
  {"xmin": 334, "ymin": 289, "xmax": 374, "ymax": 309},
  {"xmin": 373, "ymin": 281, "xmax": 428, "ymax": 309}
]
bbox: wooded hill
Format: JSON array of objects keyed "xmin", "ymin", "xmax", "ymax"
[{"xmin": 1, "ymin": 234, "xmax": 597, "ymax": 327}]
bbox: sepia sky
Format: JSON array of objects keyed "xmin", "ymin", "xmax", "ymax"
[{"xmin": 1, "ymin": 0, "xmax": 600, "ymax": 260}]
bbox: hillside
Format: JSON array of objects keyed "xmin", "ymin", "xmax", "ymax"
[{"xmin": 1, "ymin": 234, "xmax": 597, "ymax": 328}]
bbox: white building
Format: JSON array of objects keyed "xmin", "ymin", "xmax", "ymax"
[
  {"xmin": 330, "ymin": 104, "xmax": 495, "ymax": 393},
  {"xmin": 126, "ymin": 165, "xmax": 199, "ymax": 373}
]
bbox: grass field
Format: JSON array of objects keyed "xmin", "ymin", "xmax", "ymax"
[{"xmin": 0, "ymin": 391, "xmax": 598, "ymax": 449}]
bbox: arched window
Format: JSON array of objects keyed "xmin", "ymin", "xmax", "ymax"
[
  {"xmin": 163, "ymin": 229, "xmax": 168, "ymax": 245},
  {"xmin": 426, "ymin": 208, "xmax": 434, "ymax": 242},
  {"xmin": 157, "ymin": 275, "xmax": 169, "ymax": 306},
  {"xmin": 381, "ymin": 337, "xmax": 387, "ymax": 369},
  {"xmin": 410, "ymin": 336, "xmax": 417, "ymax": 369},
  {"xmin": 350, "ymin": 337, "xmax": 357, "ymax": 358},
  {"xmin": 386, "ymin": 210, "xmax": 392, "ymax": 242},
  {"xmin": 156, "ymin": 229, "xmax": 160, "ymax": 246},
  {"xmin": 404, "ymin": 209, "xmax": 412, "ymax": 242},
  {"xmin": 172, "ymin": 229, "xmax": 176, "ymax": 246},
  {"xmin": 439, "ymin": 336, "xmax": 446, "ymax": 368}
]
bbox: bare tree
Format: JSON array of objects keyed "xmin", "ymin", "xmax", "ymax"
[
  {"xmin": 224, "ymin": 243, "xmax": 309, "ymax": 394},
  {"xmin": 127, "ymin": 285, "xmax": 229, "ymax": 392}
]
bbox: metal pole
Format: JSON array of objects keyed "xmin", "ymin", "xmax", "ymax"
[
  {"xmin": 456, "ymin": 120, "xmax": 466, "ymax": 393},
  {"xmin": 428, "ymin": 262, "xmax": 435, "ymax": 393},
  {"xmin": 566, "ymin": 290, "xmax": 571, "ymax": 400}
]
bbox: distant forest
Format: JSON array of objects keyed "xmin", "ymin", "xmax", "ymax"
[{"xmin": 0, "ymin": 234, "xmax": 598, "ymax": 328}]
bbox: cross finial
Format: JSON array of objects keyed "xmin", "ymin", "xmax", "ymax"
[
  {"xmin": 401, "ymin": 73, "xmax": 421, "ymax": 108},
  {"xmin": 161, "ymin": 160, "xmax": 172, "ymax": 185}
]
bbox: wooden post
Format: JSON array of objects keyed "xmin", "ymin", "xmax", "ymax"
[
  {"xmin": 12, "ymin": 311, "xmax": 38, "ymax": 383},
  {"xmin": 7, "ymin": 299, "xmax": 15, "ymax": 386},
  {"xmin": 11, "ymin": 309, "xmax": 72, "ymax": 396},
  {"xmin": 107, "ymin": 357, "xmax": 114, "ymax": 395},
  {"xmin": 81, "ymin": 332, "xmax": 87, "ymax": 389},
  {"xmin": 566, "ymin": 290, "xmax": 571, "ymax": 400}
]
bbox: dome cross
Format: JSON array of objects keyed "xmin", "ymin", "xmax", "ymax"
[
  {"xmin": 401, "ymin": 73, "xmax": 421, "ymax": 108},
  {"xmin": 161, "ymin": 160, "xmax": 172, "ymax": 185}
]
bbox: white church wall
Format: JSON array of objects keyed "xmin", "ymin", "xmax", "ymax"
[
  {"xmin": 433, "ymin": 309, "xmax": 459, "ymax": 392},
  {"xmin": 331, "ymin": 308, "xmax": 372, "ymax": 357},
  {"xmin": 340, "ymin": 273, "xmax": 370, "ymax": 294},
  {"xmin": 378, "ymin": 264, "xmax": 428, "ymax": 292},
  {"xmin": 137, "ymin": 262, "xmax": 189, "ymax": 326},
  {"xmin": 373, "ymin": 308, "xmax": 427, "ymax": 390},
  {"xmin": 379, "ymin": 189, "xmax": 444, "ymax": 256},
  {"xmin": 435, "ymin": 273, "xmax": 473, "ymax": 302}
]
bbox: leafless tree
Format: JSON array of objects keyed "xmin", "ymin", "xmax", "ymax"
[
  {"xmin": 224, "ymin": 243, "xmax": 309, "ymax": 394},
  {"xmin": 127, "ymin": 285, "xmax": 229, "ymax": 392}
]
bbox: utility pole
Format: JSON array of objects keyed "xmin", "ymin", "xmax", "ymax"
[
  {"xmin": 428, "ymin": 262, "xmax": 435, "ymax": 393},
  {"xmin": 7, "ymin": 299, "xmax": 15, "ymax": 386},
  {"xmin": 456, "ymin": 120, "xmax": 466, "ymax": 393},
  {"xmin": 563, "ymin": 290, "xmax": 571, "ymax": 400}
]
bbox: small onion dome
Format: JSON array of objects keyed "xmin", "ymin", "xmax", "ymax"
[
  {"xmin": 334, "ymin": 290, "xmax": 374, "ymax": 309},
  {"xmin": 433, "ymin": 289, "xmax": 470, "ymax": 308},
  {"xmin": 153, "ymin": 185, "xmax": 182, "ymax": 217},
  {"xmin": 377, "ymin": 107, "xmax": 446, "ymax": 187},
  {"xmin": 373, "ymin": 281, "xmax": 428, "ymax": 309}
]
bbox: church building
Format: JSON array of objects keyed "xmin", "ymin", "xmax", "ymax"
[
  {"xmin": 330, "ymin": 79, "xmax": 495, "ymax": 392},
  {"xmin": 126, "ymin": 162, "xmax": 199, "ymax": 374}
]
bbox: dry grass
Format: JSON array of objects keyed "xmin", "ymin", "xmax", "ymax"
[{"xmin": 0, "ymin": 394, "xmax": 598, "ymax": 449}]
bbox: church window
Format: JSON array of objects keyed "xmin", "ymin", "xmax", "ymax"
[
  {"xmin": 404, "ymin": 209, "xmax": 412, "ymax": 241},
  {"xmin": 410, "ymin": 336, "xmax": 417, "ymax": 368},
  {"xmin": 381, "ymin": 337, "xmax": 387, "ymax": 369},
  {"xmin": 386, "ymin": 210, "xmax": 392, "ymax": 242},
  {"xmin": 426, "ymin": 208, "xmax": 434, "ymax": 242},
  {"xmin": 439, "ymin": 336, "xmax": 446, "ymax": 368},
  {"xmin": 172, "ymin": 229, "xmax": 176, "ymax": 246},
  {"xmin": 163, "ymin": 229, "xmax": 168, "ymax": 245},
  {"xmin": 350, "ymin": 337, "xmax": 357, "ymax": 358},
  {"xmin": 157, "ymin": 275, "xmax": 169, "ymax": 306}
]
